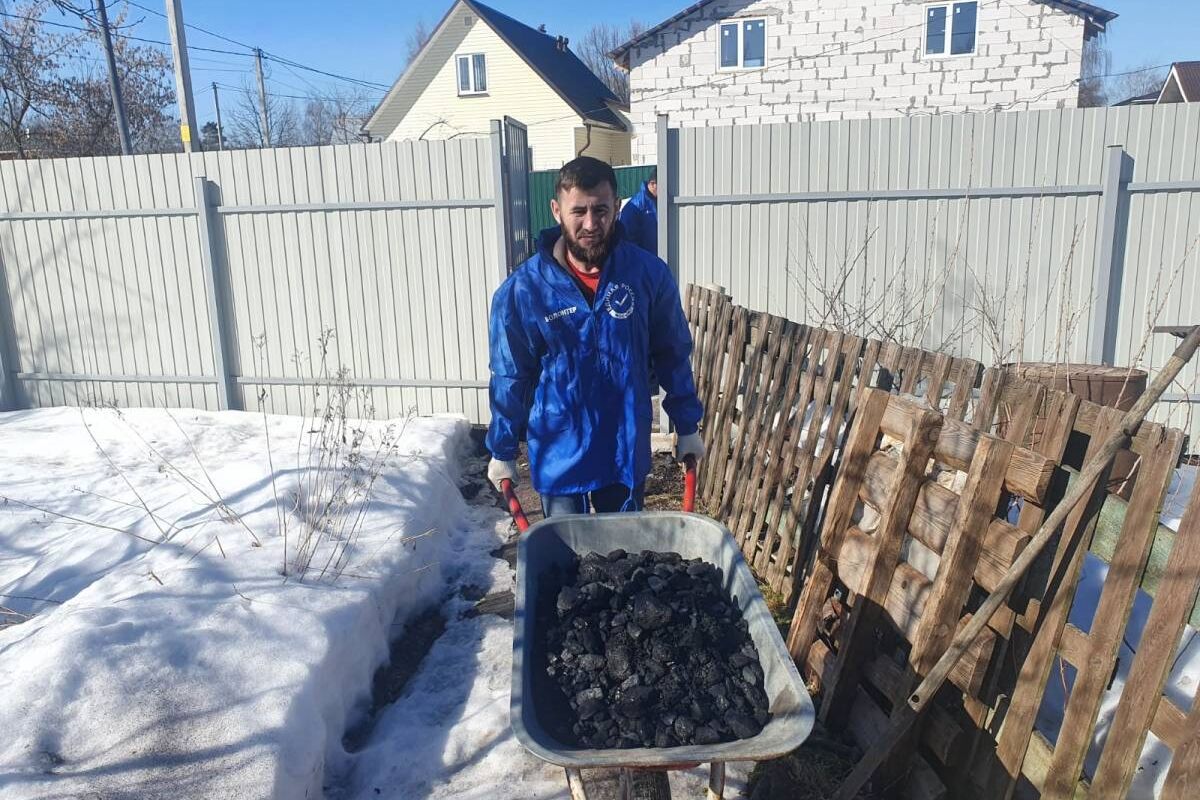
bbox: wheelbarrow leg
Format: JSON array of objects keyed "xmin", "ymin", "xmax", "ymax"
[
  {"xmin": 565, "ymin": 768, "xmax": 589, "ymax": 800},
  {"xmin": 707, "ymin": 762, "xmax": 725, "ymax": 800}
]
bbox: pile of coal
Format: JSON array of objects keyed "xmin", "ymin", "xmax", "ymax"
[{"xmin": 543, "ymin": 549, "xmax": 770, "ymax": 749}]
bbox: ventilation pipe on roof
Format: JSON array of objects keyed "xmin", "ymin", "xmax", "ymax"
[{"xmin": 556, "ymin": 35, "xmax": 569, "ymax": 52}]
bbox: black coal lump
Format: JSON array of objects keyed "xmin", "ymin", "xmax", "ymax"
[{"xmin": 542, "ymin": 550, "xmax": 771, "ymax": 749}]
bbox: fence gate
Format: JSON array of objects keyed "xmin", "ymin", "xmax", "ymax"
[{"xmin": 496, "ymin": 116, "xmax": 531, "ymax": 269}]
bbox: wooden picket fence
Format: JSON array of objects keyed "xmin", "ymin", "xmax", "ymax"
[{"xmin": 683, "ymin": 284, "xmax": 1200, "ymax": 798}]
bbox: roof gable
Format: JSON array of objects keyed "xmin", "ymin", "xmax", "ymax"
[
  {"xmin": 610, "ymin": 0, "xmax": 1117, "ymax": 65},
  {"xmin": 1165, "ymin": 62, "xmax": 1200, "ymax": 103},
  {"xmin": 464, "ymin": 1, "xmax": 625, "ymax": 129},
  {"xmin": 365, "ymin": 0, "xmax": 625, "ymax": 139}
]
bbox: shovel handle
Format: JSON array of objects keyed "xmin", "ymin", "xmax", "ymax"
[
  {"xmin": 682, "ymin": 454, "xmax": 697, "ymax": 513},
  {"xmin": 500, "ymin": 478, "xmax": 530, "ymax": 533}
]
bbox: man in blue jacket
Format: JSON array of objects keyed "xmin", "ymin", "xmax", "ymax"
[
  {"xmin": 618, "ymin": 169, "xmax": 657, "ymax": 254},
  {"xmin": 486, "ymin": 158, "xmax": 704, "ymax": 516}
]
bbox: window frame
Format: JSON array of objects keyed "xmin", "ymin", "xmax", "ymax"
[
  {"xmin": 456, "ymin": 53, "xmax": 488, "ymax": 96},
  {"xmin": 716, "ymin": 17, "xmax": 768, "ymax": 72},
  {"xmin": 922, "ymin": 1, "xmax": 979, "ymax": 60}
]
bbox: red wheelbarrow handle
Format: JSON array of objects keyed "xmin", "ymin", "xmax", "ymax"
[
  {"xmin": 500, "ymin": 478, "xmax": 530, "ymax": 533},
  {"xmin": 500, "ymin": 454, "xmax": 698, "ymax": 533},
  {"xmin": 682, "ymin": 454, "xmax": 698, "ymax": 513}
]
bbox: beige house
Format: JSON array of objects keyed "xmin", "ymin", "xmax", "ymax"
[{"xmin": 364, "ymin": 0, "xmax": 631, "ymax": 170}]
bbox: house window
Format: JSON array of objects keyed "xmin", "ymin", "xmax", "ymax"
[
  {"xmin": 457, "ymin": 53, "xmax": 487, "ymax": 95},
  {"xmin": 924, "ymin": 2, "xmax": 978, "ymax": 57},
  {"xmin": 718, "ymin": 18, "xmax": 767, "ymax": 70}
]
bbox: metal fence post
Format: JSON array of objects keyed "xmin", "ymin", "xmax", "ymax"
[
  {"xmin": 656, "ymin": 114, "xmax": 675, "ymax": 435},
  {"xmin": 193, "ymin": 176, "xmax": 239, "ymax": 410},
  {"xmin": 655, "ymin": 114, "xmax": 671, "ymax": 269},
  {"xmin": 490, "ymin": 119, "xmax": 510, "ymax": 285},
  {"xmin": 1089, "ymin": 144, "xmax": 1133, "ymax": 366},
  {"xmin": 0, "ymin": 257, "xmax": 20, "ymax": 411}
]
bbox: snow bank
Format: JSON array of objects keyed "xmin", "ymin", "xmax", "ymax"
[{"xmin": 0, "ymin": 408, "xmax": 473, "ymax": 800}]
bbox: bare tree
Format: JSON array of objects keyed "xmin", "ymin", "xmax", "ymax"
[
  {"xmin": 0, "ymin": 0, "xmax": 78, "ymax": 156},
  {"xmin": 4, "ymin": 1, "xmax": 175, "ymax": 157},
  {"xmin": 1106, "ymin": 63, "xmax": 1169, "ymax": 106},
  {"xmin": 577, "ymin": 21, "xmax": 645, "ymax": 105},
  {"xmin": 301, "ymin": 88, "xmax": 371, "ymax": 146},
  {"xmin": 1078, "ymin": 35, "xmax": 1111, "ymax": 107},
  {"xmin": 225, "ymin": 71, "xmax": 299, "ymax": 148},
  {"xmin": 405, "ymin": 18, "xmax": 432, "ymax": 67}
]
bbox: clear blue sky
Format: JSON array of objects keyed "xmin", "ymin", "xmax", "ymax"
[{"xmin": 49, "ymin": 0, "xmax": 1200, "ymax": 124}]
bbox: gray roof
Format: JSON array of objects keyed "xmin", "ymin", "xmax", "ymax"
[{"xmin": 610, "ymin": 0, "xmax": 1117, "ymax": 65}]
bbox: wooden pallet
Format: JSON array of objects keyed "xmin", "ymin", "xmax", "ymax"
[{"xmin": 786, "ymin": 389, "xmax": 1054, "ymax": 798}]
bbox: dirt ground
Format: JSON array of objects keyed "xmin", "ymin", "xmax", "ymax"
[{"xmin": 506, "ymin": 445, "xmax": 689, "ymax": 526}]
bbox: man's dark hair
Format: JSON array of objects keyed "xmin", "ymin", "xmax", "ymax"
[
  {"xmin": 649, "ymin": 168, "xmax": 657, "ymax": 182},
  {"xmin": 556, "ymin": 156, "xmax": 618, "ymax": 198}
]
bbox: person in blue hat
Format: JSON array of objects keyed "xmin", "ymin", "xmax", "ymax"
[
  {"xmin": 618, "ymin": 169, "xmax": 657, "ymax": 254},
  {"xmin": 486, "ymin": 157, "xmax": 703, "ymax": 516}
]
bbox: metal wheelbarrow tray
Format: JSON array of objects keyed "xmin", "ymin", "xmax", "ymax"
[{"xmin": 511, "ymin": 510, "xmax": 815, "ymax": 771}]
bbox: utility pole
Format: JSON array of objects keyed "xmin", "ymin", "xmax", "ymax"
[
  {"xmin": 211, "ymin": 83, "xmax": 225, "ymax": 150},
  {"xmin": 253, "ymin": 48, "xmax": 271, "ymax": 147},
  {"xmin": 94, "ymin": 0, "xmax": 132, "ymax": 155},
  {"xmin": 165, "ymin": 0, "xmax": 201, "ymax": 152}
]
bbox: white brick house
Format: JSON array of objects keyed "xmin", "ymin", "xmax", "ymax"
[{"xmin": 610, "ymin": 0, "xmax": 1116, "ymax": 163}]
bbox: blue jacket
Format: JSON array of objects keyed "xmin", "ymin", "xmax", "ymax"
[
  {"xmin": 619, "ymin": 181, "xmax": 658, "ymax": 254},
  {"xmin": 486, "ymin": 225, "xmax": 702, "ymax": 496}
]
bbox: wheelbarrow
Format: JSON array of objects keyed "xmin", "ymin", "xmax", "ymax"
[{"xmin": 502, "ymin": 457, "xmax": 815, "ymax": 799}]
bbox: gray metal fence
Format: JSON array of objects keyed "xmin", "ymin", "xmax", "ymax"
[
  {"xmin": 656, "ymin": 105, "xmax": 1200, "ymax": 442},
  {"xmin": 0, "ymin": 125, "xmax": 530, "ymax": 422}
]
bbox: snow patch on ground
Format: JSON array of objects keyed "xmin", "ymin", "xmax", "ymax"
[{"xmin": 0, "ymin": 407, "xmax": 474, "ymax": 800}]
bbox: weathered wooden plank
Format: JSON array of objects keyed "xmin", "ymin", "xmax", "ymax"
[
  {"xmin": 1090, "ymin": 472, "xmax": 1200, "ymax": 796},
  {"xmin": 717, "ymin": 312, "xmax": 774, "ymax": 516},
  {"xmin": 936, "ymin": 415, "xmax": 1054, "ymax": 502},
  {"xmin": 786, "ymin": 333, "xmax": 866, "ymax": 591},
  {"xmin": 730, "ymin": 320, "xmax": 794, "ymax": 554},
  {"xmin": 986, "ymin": 407, "xmax": 1122, "ymax": 799},
  {"xmin": 924, "ymin": 352, "xmax": 953, "ymax": 411},
  {"xmin": 947, "ymin": 358, "xmax": 981, "ymax": 421},
  {"xmin": 1042, "ymin": 427, "xmax": 1186, "ymax": 799},
  {"xmin": 818, "ymin": 399, "xmax": 942, "ymax": 728},
  {"xmin": 845, "ymin": 688, "xmax": 948, "ymax": 800},
  {"xmin": 772, "ymin": 331, "xmax": 852, "ymax": 586},
  {"xmin": 758, "ymin": 328, "xmax": 826, "ymax": 578},
  {"xmin": 749, "ymin": 326, "xmax": 812, "ymax": 574},
  {"xmin": 911, "ymin": 437, "xmax": 1016, "ymax": 676},
  {"xmin": 702, "ymin": 306, "xmax": 748, "ymax": 504},
  {"xmin": 786, "ymin": 388, "xmax": 890, "ymax": 662}
]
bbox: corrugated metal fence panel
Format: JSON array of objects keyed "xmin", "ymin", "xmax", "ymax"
[
  {"xmin": 669, "ymin": 104, "xmax": 1200, "ymax": 444},
  {"xmin": 0, "ymin": 138, "xmax": 504, "ymax": 422},
  {"xmin": 205, "ymin": 139, "xmax": 498, "ymax": 420},
  {"xmin": 0, "ymin": 152, "xmax": 218, "ymax": 410}
]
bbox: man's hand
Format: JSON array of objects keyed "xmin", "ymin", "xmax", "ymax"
[
  {"xmin": 675, "ymin": 432, "xmax": 706, "ymax": 463},
  {"xmin": 488, "ymin": 458, "xmax": 518, "ymax": 491}
]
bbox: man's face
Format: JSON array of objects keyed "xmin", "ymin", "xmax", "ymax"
[
  {"xmin": 552, "ymin": 183, "xmax": 617, "ymax": 266},
  {"xmin": 647, "ymin": 179, "xmax": 657, "ymax": 198}
]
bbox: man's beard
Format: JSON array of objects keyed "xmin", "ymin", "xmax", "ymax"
[{"xmin": 563, "ymin": 225, "xmax": 613, "ymax": 266}]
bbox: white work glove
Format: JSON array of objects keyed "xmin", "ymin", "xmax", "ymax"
[
  {"xmin": 487, "ymin": 458, "xmax": 518, "ymax": 491},
  {"xmin": 675, "ymin": 432, "xmax": 706, "ymax": 463}
]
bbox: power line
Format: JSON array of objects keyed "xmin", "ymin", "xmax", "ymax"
[
  {"xmin": 120, "ymin": 1, "xmax": 390, "ymax": 91},
  {"xmin": 0, "ymin": 8, "xmax": 246, "ymax": 55},
  {"xmin": 123, "ymin": 0, "xmax": 255, "ymax": 52}
]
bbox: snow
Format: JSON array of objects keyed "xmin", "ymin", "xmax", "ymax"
[
  {"xmin": 0, "ymin": 407, "xmax": 475, "ymax": 800},
  {"xmin": 0, "ymin": 407, "xmax": 756, "ymax": 800}
]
